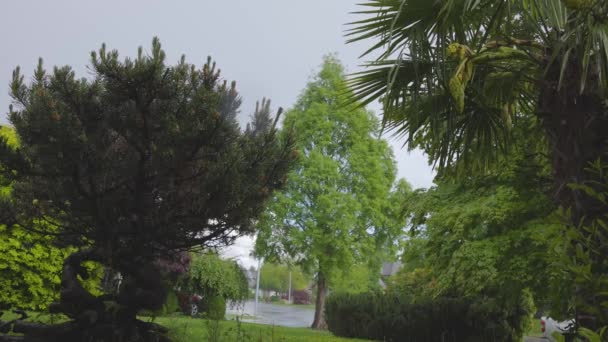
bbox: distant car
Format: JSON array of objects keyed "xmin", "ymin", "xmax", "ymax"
[{"xmin": 541, "ymin": 316, "xmax": 576, "ymax": 341}]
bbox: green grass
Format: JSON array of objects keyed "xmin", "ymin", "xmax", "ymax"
[
  {"xmin": 149, "ymin": 315, "xmax": 370, "ymax": 342},
  {"xmin": 1, "ymin": 311, "xmax": 367, "ymax": 341}
]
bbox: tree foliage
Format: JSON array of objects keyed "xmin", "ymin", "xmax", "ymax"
[
  {"xmin": 548, "ymin": 161, "xmax": 608, "ymax": 334},
  {"xmin": 0, "ymin": 126, "xmax": 100, "ymax": 311},
  {"xmin": 1, "ymin": 38, "xmax": 294, "ymax": 258},
  {"xmin": 330, "ymin": 264, "xmax": 380, "ymax": 295},
  {"xmin": 347, "ymin": 0, "xmax": 608, "ymax": 175},
  {"xmin": 254, "ymin": 56, "xmax": 400, "ymax": 329},
  {"xmin": 259, "ymin": 263, "xmax": 309, "ymax": 294},
  {"xmin": 348, "ymin": 0, "xmax": 608, "ymax": 331},
  {"xmin": 392, "ymin": 122, "xmax": 559, "ymax": 308},
  {"xmin": 0, "ymin": 126, "xmax": 16, "ymax": 199},
  {"xmin": 180, "ymin": 253, "xmax": 249, "ymax": 305}
]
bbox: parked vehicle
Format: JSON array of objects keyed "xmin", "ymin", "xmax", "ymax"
[
  {"xmin": 292, "ymin": 289, "xmax": 311, "ymax": 305},
  {"xmin": 541, "ymin": 316, "xmax": 576, "ymax": 341}
]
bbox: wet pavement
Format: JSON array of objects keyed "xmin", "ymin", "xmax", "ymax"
[{"xmin": 226, "ymin": 301, "xmax": 314, "ymax": 328}]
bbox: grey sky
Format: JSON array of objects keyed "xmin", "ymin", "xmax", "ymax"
[{"xmin": 0, "ymin": 0, "xmax": 435, "ymax": 267}]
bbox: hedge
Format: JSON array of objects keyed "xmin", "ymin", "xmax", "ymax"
[{"xmin": 325, "ymin": 292, "xmax": 534, "ymax": 342}]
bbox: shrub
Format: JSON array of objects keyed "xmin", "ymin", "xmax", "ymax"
[
  {"xmin": 138, "ymin": 286, "xmax": 182, "ymax": 317},
  {"xmin": 548, "ymin": 160, "xmax": 608, "ymax": 334},
  {"xmin": 181, "ymin": 253, "xmax": 249, "ymax": 305},
  {"xmin": 325, "ymin": 291, "xmax": 535, "ymax": 342},
  {"xmin": 206, "ymin": 294, "xmax": 226, "ymax": 320},
  {"xmin": 162, "ymin": 289, "xmax": 180, "ymax": 315}
]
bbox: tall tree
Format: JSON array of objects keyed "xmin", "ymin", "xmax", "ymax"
[
  {"xmin": 0, "ymin": 38, "xmax": 294, "ymax": 341},
  {"xmin": 347, "ymin": 0, "xmax": 608, "ymax": 329},
  {"xmin": 255, "ymin": 57, "xmax": 398, "ymax": 329}
]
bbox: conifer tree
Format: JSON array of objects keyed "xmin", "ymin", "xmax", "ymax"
[{"xmin": 0, "ymin": 38, "xmax": 294, "ymax": 341}]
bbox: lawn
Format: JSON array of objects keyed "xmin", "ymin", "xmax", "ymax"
[
  {"xmin": 150, "ymin": 315, "xmax": 370, "ymax": 342},
  {"xmin": 0, "ymin": 311, "xmax": 545, "ymax": 341},
  {"xmin": 1, "ymin": 312, "xmax": 366, "ymax": 341}
]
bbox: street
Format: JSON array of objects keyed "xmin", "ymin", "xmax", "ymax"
[{"xmin": 226, "ymin": 301, "xmax": 314, "ymax": 328}]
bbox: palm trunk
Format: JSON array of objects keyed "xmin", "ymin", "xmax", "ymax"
[
  {"xmin": 311, "ymin": 271, "xmax": 329, "ymax": 330},
  {"xmin": 539, "ymin": 88, "xmax": 607, "ymax": 225},
  {"xmin": 539, "ymin": 51, "xmax": 608, "ymax": 222},
  {"xmin": 539, "ymin": 56, "xmax": 608, "ymax": 330}
]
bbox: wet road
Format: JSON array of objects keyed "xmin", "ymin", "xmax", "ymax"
[{"xmin": 226, "ymin": 301, "xmax": 314, "ymax": 328}]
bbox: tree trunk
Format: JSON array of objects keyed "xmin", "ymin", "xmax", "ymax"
[
  {"xmin": 311, "ymin": 271, "xmax": 328, "ymax": 330},
  {"xmin": 539, "ymin": 55, "xmax": 608, "ymax": 331}
]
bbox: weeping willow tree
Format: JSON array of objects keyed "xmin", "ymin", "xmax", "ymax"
[
  {"xmin": 0, "ymin": 38, "xmax": 295, "ymax": 341},
  {"xmin": 347, "ymin": 0, "xmax": 608, "ymax": 331}
]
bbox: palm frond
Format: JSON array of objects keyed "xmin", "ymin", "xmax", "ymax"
[
  {"xmin": 346, "ymin": 0, "xmax": 608, "ymax": 175},
  {"xmin": 346, "ymin": 0, "xmax": 442, "ymax": 59},
  {"xmin": 347, "ymin": 59, "xmax": 435, "ymax": 108}
]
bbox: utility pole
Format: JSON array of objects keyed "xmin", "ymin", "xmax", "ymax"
[
  {"xmin": 288, "ymin": 271, "xmax": 292, "ymax": 303},
  {"xmin": 255, "ymin": 258, "xmax": 262, "ymax": 316}
]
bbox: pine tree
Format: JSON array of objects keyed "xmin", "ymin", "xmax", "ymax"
[
  {"xmin": 0, "ymin": 38, "xmax": 294, "ymax": 341},
  {"xmin": 246, "ymin": 98, "xmax": 275, "ymax": 135}
]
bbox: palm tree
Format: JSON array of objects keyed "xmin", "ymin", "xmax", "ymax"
[{"xmin": 347, "ymin": 0, "xmax": 607, "ymax": 330}]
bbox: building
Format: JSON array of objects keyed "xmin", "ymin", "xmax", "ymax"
[{"xmin": 379, "ymin": 261, "xmax": 402, "ymax": 289}]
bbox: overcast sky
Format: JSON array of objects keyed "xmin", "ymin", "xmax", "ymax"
[{"xmin": 0, "ymin": 0, "xmax": 435, "ymax": 268}]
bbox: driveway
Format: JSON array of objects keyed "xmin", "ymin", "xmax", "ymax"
[{"xmin": 226, "ymin": 301, "xmax": 314, "ymax": 328}]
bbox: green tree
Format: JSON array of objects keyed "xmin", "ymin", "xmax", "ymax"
[
  {"xmin": 259, "ymin": 263, "xmax": 309, "ymax": 296},
  {"xmin": 348, "ymin": 0, "xmax": 608, "ymax": 330},
  {"xmin": 255, "ymin": 57, "xmax": 398, "ymax": 329},
  {"xmin": 0, "ymin": 39, "xmax": 294, "ymax": 341},
  {"xmin": 392, "ymin": 122, "xmax": 559, "ymax": 310},
  {"xmin": 330, "ymin": 264, "xmax": 380, "ymax": 295},
  {"xmin": 181, "ymin": 253, "xmax": 249, "ymax": 307}
]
